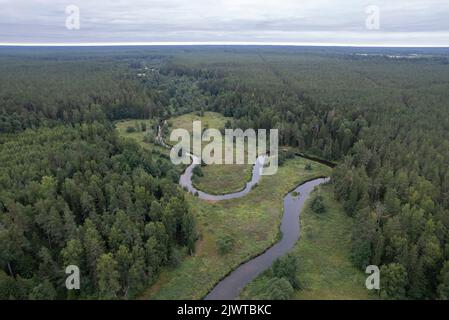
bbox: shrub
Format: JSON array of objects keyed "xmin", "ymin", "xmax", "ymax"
[
  {"xmin": 380, "ymin": 263, "xmax": 408, "ymax": 300},
  {"xmin": 192, "ymin": 165, "xmax": 204, "ymax": 177},
  {"xmin": 126, "ymin": 126, "xmax": 136, "ymax": 133},
  {"xmin": 272, "ymin": 254, "xmax": 300, "ymax": 289},
  {"xmin": 278, "ymin": 153, "xmax": 286, "ymax": 166},
  {"xmin": 168, "ymin": 247, "xmax": 183, "ymax": 268},
  {"xmin": 259, "ymin": 277, "xmax": 294, "ymax": 300},
  {"xmin": 311, "ymin": 194, "xmax": 326, "ymax": 213},
  {"xmin": 143, "ymin": 131, "xmax": 155, "ymax": 143},
  {"xmin": 305, "ymin": 162, "xmax": 312, "ymax": 171},
  {"xmin": 285, "ymin": 149, "xmax": 295, "ymax": 159}
]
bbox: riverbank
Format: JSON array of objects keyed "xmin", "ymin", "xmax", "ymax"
[
  {"xmin": 141, "ymin": 156, "xmax": 331, "ymax": 299},
  {"xmin": 239, "ymin": 184, "xmax": 373, "ymax": 300},
  {"xmin": 116, "ymin": 115, "xmax": 366, "ymax": 300}
]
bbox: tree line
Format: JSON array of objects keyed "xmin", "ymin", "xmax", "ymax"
[{"xmin": 0, "ymin": 123, "xmax": 196, "ymax": 299}]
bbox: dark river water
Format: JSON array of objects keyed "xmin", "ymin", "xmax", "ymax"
[
  {"xmin": 204, "ymin": 177, "xmax": 329, "ymax": 300},
  {"xmin": 159, "ymin": 124, "xmax": 330, "ymax": 300}
]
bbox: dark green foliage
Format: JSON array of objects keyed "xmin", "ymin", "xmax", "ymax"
[
  {"xmin": 168, "ymin": 247, "xmax": 183, "ymax": 268},
  {"xmin": 143, "ymin": 131, "xmax": 155, "ymax": 144},
  {"xmin": 437, "ymin": 261, "xmax": 449, "ymax": 299},
  {"xmin": 0, "ymin": 124, "xmax": 196, "ymax": 299},
  {"xmin": 96, "ymin": 253, "xmax": 121, "ymax": 300},
  {"xmin": 311, "ymin": 194, "xmax": 326, "ymax": 214},
  {"xmin": 245, "ymin": 254, "xmax": 298, "ymax": 299},
  {"xmin": 380, "ymin": 263, "xmax": 408, "ymax": 300},
  {"xmin": 260, "ymin": 277, "xmax": 294, "ymax": 300},
  {"xmin": 272, "ymin": 254, "xmax": 300, "ymax": 289},
  {"xmin": 350, "ymin": 209, "xmax": 377, "ymax": 269},
  {"xmin": 1, "ymin": 47, "xmax": 449, "ymax": 300},
  {"xmin": 192, "ymin": 166, "xmax": 204, "ymax": 177}
]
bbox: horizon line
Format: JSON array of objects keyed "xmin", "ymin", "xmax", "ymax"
[{"xmin": 1, "ymin": 41, "xmax": 449, "ymax": 48}]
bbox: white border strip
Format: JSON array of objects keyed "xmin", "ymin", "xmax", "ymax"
[{"xmin": 0, "ymin": 42, "xmax": 448, "ymax": 47}]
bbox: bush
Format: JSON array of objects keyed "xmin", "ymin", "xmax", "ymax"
[
  {"xmin": 143, "ymin": 131, "xmax": 155, "ymax": 143},
  {"xmin": 311, "ymin": 194, "xmax": 326, "ymax": 213},
  {"xmin": 272, "ymin": 254, "xmax": 300, "ymax": 289},
  {"xmin": 305, "ymin": 162, "xmax": 312, "ymax": 170},
  {"xmin": 192, "ymin": 165, "xmax": 203, "ymax": 177},
  {"xmin": 217, "ymin": 234, "xmax": 235, "ymax": 255},
  {"xmin": 126, "ymin": 126, "xmax": 136, "ymax": 133},
  {"xmin": 168, "ymin": 247, "xmax": 183, "ymax": 268},
  {"xmin": 260, "ymin": 277, "xmax": 294, "ymax": 300},
  {"xmin": 167, "ymin": 169, "xmax": 180, "ymax": 184},
  {"xmin": 380, "ymin": 263, "xmax": 408, "ymax": 300},
  {"xmin": 278, "ymin": 153, "xmax": 286, "ymax": 166},
  {"xmin": 285, "ymin": 149, "xmax": 295, "ymax": 159}
]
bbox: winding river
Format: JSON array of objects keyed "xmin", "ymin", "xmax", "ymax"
[
  {"xmin": 179, "ymin": 154, "xmax": 267, "ymax": 201},
  {"xmin": 157, "ymin": 125, "xmax": 330, "ymax": 299},
  {"xmin": 205, "ymin": 177, "xmax": 329, "ymax": 300}
]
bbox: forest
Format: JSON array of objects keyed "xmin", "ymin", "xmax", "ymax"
[{"xmin": 1, "ymin": 46, "xmax": 449, "ymax": 299}]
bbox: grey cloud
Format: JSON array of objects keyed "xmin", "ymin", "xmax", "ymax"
[{"xmin": 0, "ymin": 0, "xmax": 449, "ymax": 45}]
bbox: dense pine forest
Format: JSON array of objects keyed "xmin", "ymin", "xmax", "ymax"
[{"xmin": 1, "ymin": 46, "xmax": 449, "ymax": 299}]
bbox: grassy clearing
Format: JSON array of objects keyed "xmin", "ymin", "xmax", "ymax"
[
  {"xmin": 115, "ymin": 113, "xmax": 254, "ymax": 195},
  {"xmin": 193, "ymin": 164, "xmax": 253, "ymax": 195},
  {"xmin": 117, "ymin": 115, "xmax": 362, "ymax": 300},
  {"xmin": 167, "ymin": 112, "xmax": 253, "ymax": 195},
  {"xmin": 239, "ymin": 184, "xmax": 373, "ymax": 300},
  {"xmin": 168, "ymin": 111, "xmax": 230, "ymax": 135},
  {"xmin": 115, "ymin": 119, "xmax": 169, "ymax": 155},
  {"xmin": 141, "ymin": 157, "xmax": 331, "ymax": 299}
]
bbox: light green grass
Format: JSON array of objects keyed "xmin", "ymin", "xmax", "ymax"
[
  {"xmin": 168, "ymin": 111, "xmax": 230, "ymax": 135},
  {"xmin": 115, "ymin": 119, "xmax": 169, "ymax": 155},
  {"xmin": 115, "ymin": 113, "xmax": 254, "ymax": 195},
  {"xmin": 239, "ymin": 184, "xmax": 373, "ymax": 300},
  {"xmin": 141, "ymin": 157, "xmax": 331, "ymax": 299},
  {"xmin": 193, "ymin": 163, "xmax": 253, "ymax": 195},
  {"xmin": 167, "ymin": 112, "xmax": 253, "ymax": 195}
]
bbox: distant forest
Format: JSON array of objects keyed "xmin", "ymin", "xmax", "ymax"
[{"xmin": 1, "ymin": 46, "xmax": 449, "ymax": 299}]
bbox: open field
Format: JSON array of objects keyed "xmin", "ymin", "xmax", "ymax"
[
  {"xmin": 117, "ymin": 112, "xmax": 254, "ymax": 195},
  {"xmin": 167, "ymin": 111, "xmax": 230, "ymax": 135},
  {"xmin": 115, "ymin": 119, "xmax": 169, "ymax": 155},
  {"xmin": 142, "ymin": 156, "xmax": 332, "ymax": 299},
  {"xmin": 2, "ymin": 46, "xmax": 449, "ymax": 300},
  {"xmin": 239, "ymin": 184, "xmax": 373, "ymax": 300},
  {"xmin": 117, "ymin": 112, "xmax": 255, "ymax": 195},
  {"xmin": 166, "ymin": 112, "xmax": 254, "ymax": 194},
  {"xmin": 116, "ymin": 113, "xmax": 338, "ymax": 299}
]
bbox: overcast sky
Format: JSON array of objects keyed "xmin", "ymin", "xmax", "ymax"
[{"xmin": 1, "ymin": 0, "xmax": 449, "ymax": 46}]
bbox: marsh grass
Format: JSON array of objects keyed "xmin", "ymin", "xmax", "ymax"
[{"xmin": 239, "ymin": 184, "xmax": 373, "ymax": 300}]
